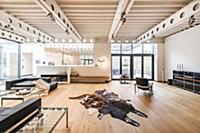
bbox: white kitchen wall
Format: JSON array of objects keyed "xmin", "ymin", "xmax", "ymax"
[
  {"xmin": 165, "ymin": 25, "xmax": 200, "ymax": 80},
  {"xmin": 154, "ymin": 43, "xmax": 165, "ymax": 82},
  {"xmin": 22, "ymin": 42, "xmax": 111, "ymax": 78},
  {"xmin": 72, "ymin": 42, "xmax": 111, "ymax": 78}
]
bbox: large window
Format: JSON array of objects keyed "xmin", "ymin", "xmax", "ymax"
[
  {"xmin": 111, "ymin": 43, "xmax": 121, "ymax": 54},
  {"xmin": 132, "ymin": 44, "xmax": 143, "ymax": 54},
  {"xmin": 122, "ymin": 43, "xmax": 132, "ymax": 54},
  {"xmin": 112, "ymin": 43, "xmax": 155, "ymax": 54},
  {"xmin": 111, "ymin": 43, "xmax": 155, "ymax": 80},
  {"xmin": 0, "ymin": 39, "xmax": 20, "ymax": 80},
  {"xmin": 143, "ymin": 43, "xmax": 154, "ymax": 54},
  {"xmin": 80, "ymin": 55, "xmax": 93, "ymax": 65}
]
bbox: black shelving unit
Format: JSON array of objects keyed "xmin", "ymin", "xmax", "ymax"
[{"xmin": 173, "ymin": 70, "xmax": 200, "ymax": 94}]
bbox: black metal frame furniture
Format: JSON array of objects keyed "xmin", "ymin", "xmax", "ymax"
[
  {"xmin": 41, "ymin": 74, "xmax": 68, "ymax": 82},
  {"xmin": 0, "ymin": 98, "xmax": 41, "ymax": 132},
  {"xmin": 0, "ymin": 98, "xmax": 68, "ymax": 133},
  {"xmin": 5, "ymin": 77, "xmax": 58, "ymax": 91},
  {"xmin": 134, "ymin": 77, "xmax": 153, "ymax": 95},
  {"xmin": 173, "ymin": 70, "xmax": 200, "ymax": 94}
]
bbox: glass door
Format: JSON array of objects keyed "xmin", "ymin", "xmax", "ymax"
[
  {"xmin": 143, "ymin": 56, "xmax": 153, "ymax": 79},
  {"xmin": 133, "ymin": 56, "xmax": 142, "ymax": 79},
  {"xmin": 132, "ymin": 55, "xmax": 154, "ymax": 80},
  {"xmin": 111, "ymin": 56, "xmax": 121, "ymax": 79},
  {"xmin": 122, "ymin": 56, "xmax": 131, "ymax": 79}
]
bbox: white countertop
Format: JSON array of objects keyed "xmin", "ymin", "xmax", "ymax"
[{"xmin": 37, "ymin": 65, "xmax": 96, "ymax": 67}]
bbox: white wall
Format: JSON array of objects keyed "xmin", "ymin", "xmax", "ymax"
[
  {"xmin": 165, "ymin": 25, "xmax": 200, "ymax": 80},
  {"xmin": 64, "ymin": 55, "xmax": 80, "ymax": 65},
  {"xmin": 21, "ymin": 53, "xmax": 33, "ymax": 76},
  {"xmin": 21, "ymin": 44, "xmax": 45, "ymax": 76},
  {"xmin": 72, "ymin": 42, "xmax": 111, "ymax": 78},
  {"xmin": 44, "ymin": 51, "xmax": 62, "ymax": 65},
  {"xmin": 22, "ymin": 42, "xmax": 111, "ymax": 78},
  {"xmin": 154, "ymin": 43, "xmax": 165, "ymax": 82},
  {"xmin": 93, "ymin": 42, "xmax": 111, "ymax": 77}
]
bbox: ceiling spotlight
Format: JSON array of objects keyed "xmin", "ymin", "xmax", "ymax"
[
  {"xmin": 111, "ymin": 39, "xmax": 114, "ymax": 43},
  {"xmin": 69, "ymin": 39, "xmax": 72, "ymax": 43},
  {"xmin": 188, "ymin": 15, "xmax": 196, "ymax": 27},
  {"xmin": 55, "ymin": 39, "xmax": 58, "ymax": 43},
  {"xmin": 26, "ymin": 38, "xmax": 30, "ymax": 42},
  {"xmin": 47, "ymin": 12, "xmax": 55, "ymax": 21},
  {"xmin": 118, "ymin": 40, "xmax": 121, "ymax": 43},
  {"xmin": 132, "ymin": 40, "xmax": 136, "ymax": 43},
  {"xmin": 83, "ymin": 39, "xmax": 86, "ymax": 43},
  {"xmin": 61, "ymin": 39, "xmax": 65, "ymax": 43},
  {"xmin": 34, "ymin": 39, "xmax": 37, "ymax": 43},
  {"xmin": 146, "ymin": 40, "xmax": 150, "ymax": 43},
  {"xmin": 121, "ymin": 12, "xmax": 126, "ymax": 25},
  {"xmin": 90, "ymin": 39, "xmax": 94, "ymax": 43},
  {"xmin": 125, "ymin": 40, "xmax": 129, "ymax": 43}
]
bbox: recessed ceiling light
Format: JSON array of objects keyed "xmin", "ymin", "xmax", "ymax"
[
  {"xmin": 90, "ymin": 39, "xmax": 93, "ymax": 43},
  {"xmin": 132, "ymin": 40, "xmax": 136, "ymax": 43},
  {"xmin": 55, "ymin": 39, "xmax": 58, "ymax": 43},
  {"xmin": 118, "ymin": 40, "xmax": 121, "ymax": 43},
  {"xmin": 147, "ymin": 40, "xmax": 150, "ymax": 43},
  {"xmin": 83, "ymin": 39, "xmax": 86, "ymax": 43},
  {"xmin": 61, "ymin": 39, "xmax": 65, "ymax": 43},
  {"xmin": 111, "ymin": 39, "xmax": 114, "ymax": 43},
  {"xmin": 125, "ymin": 40, "xmax": 129, "ymax": 43},
  {"xmin": 69, "ymin": 39, "xmax": 72, "ymax": 43},
  {"xmin": 26, "ymin": 38, "xmax": 30, "ymax": 42},
  {"xmin": 34, "ymin": 39, "xmax": 37, "ymax": 42}
]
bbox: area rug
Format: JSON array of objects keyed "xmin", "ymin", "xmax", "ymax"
[{"xmin": 69, "ymin": 89, "xmax": 148, "ymax": 127}]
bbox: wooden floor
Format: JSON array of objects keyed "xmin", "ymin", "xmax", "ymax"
[{"xmin": 5, "ymin": 81, "xmax": 200, "ymax": 133}]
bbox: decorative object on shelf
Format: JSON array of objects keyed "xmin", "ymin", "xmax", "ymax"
[
  {"xmin": 177, "ymin": 64, "xmax": 184, "ymax": 71},
  {"xmin": 69, "ymin": 89, "xmax": 148, "ymax": 127}
]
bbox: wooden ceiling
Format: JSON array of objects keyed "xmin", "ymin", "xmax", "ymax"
[{"xmin": 0, "ymin": 0, "xmax": 192, "ymax": 41}]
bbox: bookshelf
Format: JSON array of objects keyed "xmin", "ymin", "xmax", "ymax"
[{"xmin": 173, "ymin": 70, "xmax": 200, "ymax": 94}]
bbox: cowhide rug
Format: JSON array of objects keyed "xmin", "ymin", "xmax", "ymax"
[{"xmin": 69, "ymin": 89, "xmax": 148, "ymax": 127}]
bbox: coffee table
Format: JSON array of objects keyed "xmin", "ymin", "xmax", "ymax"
[
  {"xmin": 0, "ymin": 89, "xmax": 43, "ymax": 107},
  {"xmin": 0, "ymin": 90, "xmax": 16, "ymax": 96},
  {"xmin": 17, "ymin": 107, "xmax": 68, "ymax": 133}
]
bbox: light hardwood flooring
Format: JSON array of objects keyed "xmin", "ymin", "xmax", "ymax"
[{"xmin": 4, "ymin": 81, "xmax": 200, "ymax": 133}]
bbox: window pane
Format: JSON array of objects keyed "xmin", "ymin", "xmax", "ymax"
[
  {"xmin": 133, "ymin": 56, "xmax": 142, "ymax": 78},
  {"xmin": 111, "ymin": 43, "xmax": 121, "ymax": 54},
  {"xmin": 122, "ymin": 56, "xmax": 130, "ymax": 78},
  {"xmin": 0, "ymin": 39, "xmax": 19, "ymax": 80},
  {"xmin": 132, "ymin": 44, "xmax": 142, "ymax": 54},
  {"xmin": 122, "ymin": 43, "xmax": 131, "ymax": 54},
  {"xmin": 112, "ymin": 56, "xmax": 120, "ymax": 79},
  {"xmin": 143, "ymin": 44, "xmax": 154, "ymax": 54},
  {"xmin": 144, "ymin": 56, "xmax": 152, "ymax": 79},
  {"xmin": 80, "ymin": 54, "xmax": 93, "ymax": 65}
]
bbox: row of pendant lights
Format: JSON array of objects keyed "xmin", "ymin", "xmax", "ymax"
[
  {"xmin": 111, "ymin": 39, "xmax": 136, "ymax": 43},
  {"xmin": 26, "ymin": 38, "xmax": 94, "ymax": 43}
]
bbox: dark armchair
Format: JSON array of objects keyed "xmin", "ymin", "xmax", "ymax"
[{"xmin": 134, "ymin": 77, "xmax": 153, "ymax": 95}]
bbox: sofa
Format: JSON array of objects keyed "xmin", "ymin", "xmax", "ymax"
[
  {"xmin": 0, "ymin": 98, "xmax": 41, "ymax": 132},
  {"xmin": 5, "ymin": 77, "xmax": 58, "ymax": 91}
]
